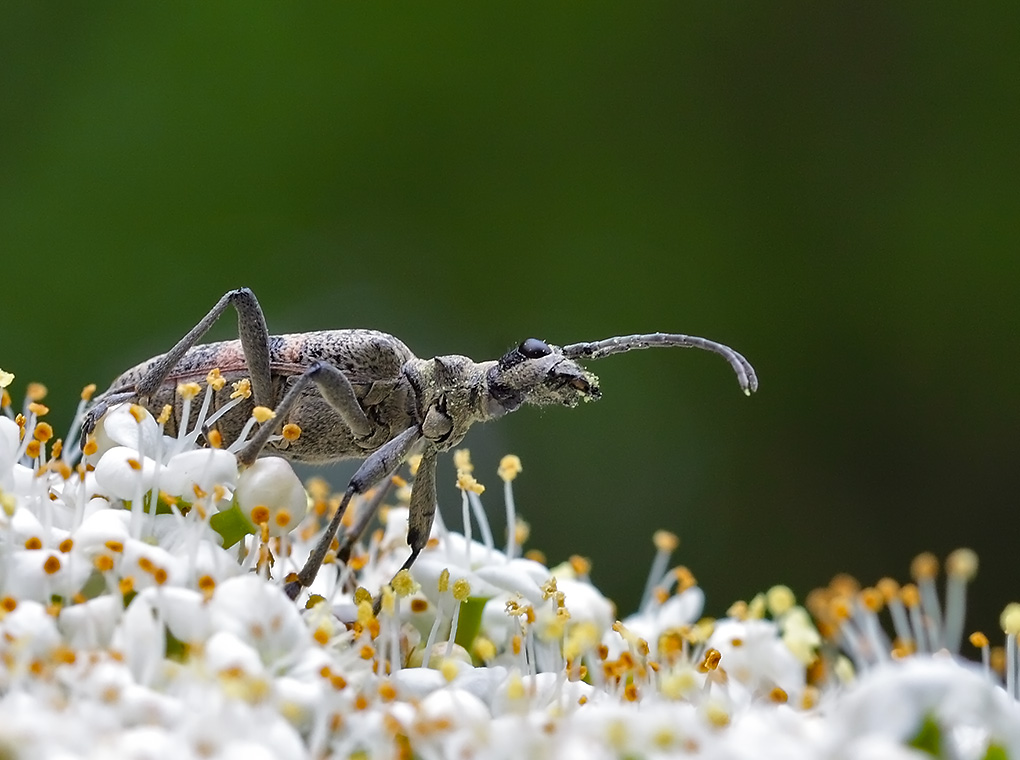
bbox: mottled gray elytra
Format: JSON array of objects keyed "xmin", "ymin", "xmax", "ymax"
[{"xmin": 85, "ymin": 288, "xmax": 757, "ymax": 601}]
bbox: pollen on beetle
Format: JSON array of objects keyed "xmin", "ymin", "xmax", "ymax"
[
  {"xmin": 282, "ymin": 423, "xmax": 301, "ymax": 441},
  {"xmin": 252, "ymin": 406, "xmax": 276, "ymax": 423},
  {"xmin": 230, "ymin": 378, "xmax": 252, "ymax": 400},
  {"xmin": 177, "ymin": 382, "xmax": 202, "ymax": 400}
]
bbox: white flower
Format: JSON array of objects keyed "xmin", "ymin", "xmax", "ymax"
[{"xmin": 233, "ymin": 457, "xmax": 308, "ymax": 537}]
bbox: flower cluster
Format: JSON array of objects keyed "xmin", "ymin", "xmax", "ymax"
[{"xmin": 1, "ymin": 369, "xmax": 1019, "ymax": 759}]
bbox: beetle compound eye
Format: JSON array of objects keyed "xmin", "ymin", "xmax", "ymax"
[{"xmin": 519, "ymin": 338, "xmax": 552, "ymax": 359}]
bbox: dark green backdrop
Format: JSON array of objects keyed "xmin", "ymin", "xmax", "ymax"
[{"xmin": 4, "ymin": 4, "xmax": 1018, "ymax": 640}]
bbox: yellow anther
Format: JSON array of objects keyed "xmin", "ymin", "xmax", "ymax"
[
  {"xmin": 353, "ymin": 587, "xmax": 373, "ymax": 606},
  {"xmin": 453, "ymin": 449, "xmax": 473, "ymax": 473},
  {"xmin": 391, "ymin": 569, "xmax": 418, "ymax": 597},
  {"xmin": 252, "ymin": 406, "xmax": 276, "ymax": 423},
  {"xmin": 407, "ymin": 454, "xmax": 423, "ymax": 476},
  {"xmin": 698, "ymin": 648, "xmax": 722, "ymax": 673},
  {"xmin": 514, "ymin": 518, "xmax": 530, "ymax": 545},
  {"xmin": 250, "ymin": 505, "xmax": 270, "ymax": 525},
  {"xmin": 653, "ymin": 530, "xmax": 679, "ymax": 553},
  {"xmin": 498, "ymin": 454, "xmax": 522, "ymax": 482},
  {"xmin": 911, "ymin": 552, "xmax": 939, "ymax": 581},
  {"xmin": 1000, "ymin": 603, "xmax": 1020, "ymax": 635},
  {"xmin": 177, "ymin": 382, "xmax": 202, "ymax": 400},
  {"xmin": 82, "ymin": 437, "xmax": 99, "ymax": 456},
  {"xmin": 118, "ymin": 577, "xmax": 134, "ymax": 596},
  {"xmin": 94, "ymin": 555, "xmax": 115, "ymax": 572},
  {"xmin": 0, "ymin": 369, "xmax": 13, "ymax": 388},
  {"xmin": 970, "ymin": 631, "xmax": 989, "ymax": 649},
  {"xmin": 859, "ymin": 587, "xmax": 884, "ymax": 614},
  {"xmin": 33, "ymin": 422, "xmax": 54, "ymax": 443},
  {"xmin": 207, "ymin": 429, "xmax": 223, "ymax": 448},
  {"xmin": 380, "ymin": 585, "xmax": 396, "ymax": 616},
  {"xmin": 28, "ymin": 402, "xmax": 49, "ymax": 417},
  {"xmin": 875, "ymin": 577, "xmax": 900, "ymax": 602},
  {"xmin": 0, "ymin": 389, "xmax": 9, "ymax": 408},
  {"xmin": 59, "ymin": 538, "xmax": 73, "ymax": 553},
  {"xmin": 769, "ymin": 687, "xmax": 788, "ymax": 704},
  {"xmin": 946, "ymin": 548, "xmax": 978, "ymax": 581},
  {"xmin": 440, "ymin": 658, "xmax": 459, "ymax": 682},
  {"xmin": 25, "ymin": 440, "xmax": 41, "ymax": 459},
  {"xmin": 24, "ymin": 536, "xmax": 42, "ymax": 550},
  {"xmin": 438, "ymin": 568, "xmax": 450, "ymax": 593},
  {"xmin": 726, "ymin": 600, "xmax": 749, "ymax": 620},
  {"xmin": 80, "ymin": 383, "xmax": 97, "ymax": 401},
  {"xmin": 274, "ymin": 509, "xmax": 293, "ymax": 528},
  {"xmin": 456, "ymin": 470, "xmax": 485, "ymax": 494},
  {"xmin": 154, "ymin": 567, "xmax": 168, "ymax": 585},
  {"xmin": 390, "ymin": 474, "xmax": 407, "ymax": 488},
  {"xmin": 900, "ymin": 584, "xmax": 921, "ymax": 608},
  {"xmin": 281, "ymin": 423, "xmax": 301, "ymax": 442},
  {"xmin": 766, "ymin": 585, "xmax": 796, "ymax": 616},
  {"xmin": 1, "ymin": 596, "xmax": 17, "ymax": 612},
  {"xmin": 675, "ymin": 565, "xmax": 697, "ymax": 592},
  {"xmin": 410, "ymin": 598, "xmax": 429, "ymax": 613},
  {"xmin": 128, "ymin": 404, "xmax": 147, "ymax": 423},
  {"xmin": 0, "ymin": 491, "xmax": 16, "ymax": 517},
  {"xmin": 198, "ymin": 574, "xmax": 216, "ymax": 597},
  {"xmin": 126, "ymin": 458, "xmax": 142, "ymax": 472},
  {"xmin": 473, "ymin": 636, "xmax": 497, "ymax": 663},
  {"xmin": 105, "ymin": 540, "xmax": 124, "ymax": 553},
  {"xmin": 505, "ymin": 672, "xmax": 525, "ymax": 700},
  {"xmin": 569, "ymin": 554, "xmax": 592, "ymax": 576},
  {"xmin": 452, "ymin": 578, "xmax": 471, "ymax": 602},
  {"xmin": 26, "ymin": 383, "xmax": 48, "ymax": 402},
  {"xmin": 206, "ymin": 368, "xmax": 226, "ymax": 390},
  {"xmin": 230, "ymin": 378, "xmax": 252, "ymax": 400}
]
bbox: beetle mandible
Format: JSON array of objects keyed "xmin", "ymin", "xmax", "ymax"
[{"xmin": 83, "ymin": 288, "xmax": 758, "ymax": 601}]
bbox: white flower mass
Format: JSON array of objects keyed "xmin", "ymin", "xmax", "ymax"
[{"xmin": 0, "ymin": 372, "xmax": 1018, "ymax": 759}]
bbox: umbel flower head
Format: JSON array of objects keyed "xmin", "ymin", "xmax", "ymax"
[{"xmin": 1, "ymin": 369, "xmax": 1019, "ymax": 759}]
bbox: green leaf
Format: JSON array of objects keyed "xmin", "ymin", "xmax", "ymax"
[
  {"xmin": 982, "ymin": 745, "xmax": 1009, "ymax": 760},
  {"xmin": 210, "ymin": 501, "xmax": 256, "ymax": 549},
  {"xmin": 908, "ymin": 714, "xmax": 942, "ymax": 756},
  {"xmin": 454, "ymin": 596, "xmax": 488, "ymax": 651}
]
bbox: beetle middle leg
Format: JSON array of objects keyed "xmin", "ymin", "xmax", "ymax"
[{"xmin": 283, "ymin": 426, "xmax": 425, "ymax": 600}]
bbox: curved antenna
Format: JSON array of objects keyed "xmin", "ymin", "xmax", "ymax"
[{"xmin": 561, "ymin": 333, "xmax": 758, "ymax": 395}]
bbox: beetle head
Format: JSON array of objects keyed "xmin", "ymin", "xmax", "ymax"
[{"xmin": 485, "ymin": 338, "xmax": 601, "ymax": 417}]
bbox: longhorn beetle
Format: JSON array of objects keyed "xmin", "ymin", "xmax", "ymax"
[{"xmin": 83, "ymin": 288, "xmax": 758, "ymax": 601}]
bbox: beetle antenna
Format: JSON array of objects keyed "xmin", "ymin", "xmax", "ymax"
[{"xmin": 561, "ymin": 333, "xmax": 758, "ymax": 395}]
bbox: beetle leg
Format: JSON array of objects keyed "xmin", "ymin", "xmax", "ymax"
[
  {"xmin": 284, "ymin": 425, "xmax": 422, "ymax": 600},
  {"xmin": 235, "ymin": 360, "xmax": 373, "ymax": 466},
  {"xmin": 133, "ymin": 287, "xmax": 274, "ymax": 406},
  {"xmin": 400, "ymin": 444, "xmax": 438, "ymax": 573}
]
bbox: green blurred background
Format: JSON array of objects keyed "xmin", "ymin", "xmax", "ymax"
[{"xmin": 4, "ymin": 4, "xmax": 1018, "ymax": 640}]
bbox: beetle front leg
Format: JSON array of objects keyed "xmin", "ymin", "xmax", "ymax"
[{"xmin": 283, "ymin": 425, "xmax": 422, "ymax": 600}]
